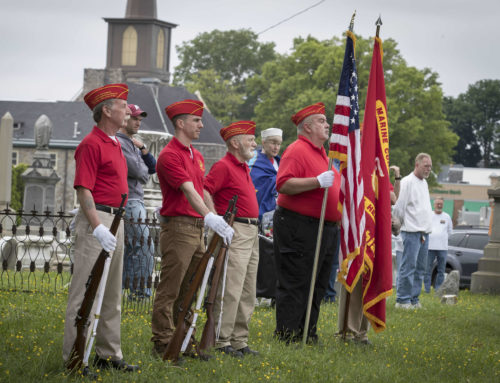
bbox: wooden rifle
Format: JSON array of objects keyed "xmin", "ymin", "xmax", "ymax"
[
  {"xmin": 67, "ymin": 194, "xmax": 127, "ymax": 371},
  {"xmin": 198, "ymin": 219, "xmax": 234, "ymax": 352},
  {"xmin": 163, "ymin": 196, "xmax": 238, "ymax": 362}
]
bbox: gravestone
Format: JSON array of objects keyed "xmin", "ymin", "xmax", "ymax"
[
  {"xmin": 21, "ymin": 115, "xmax": 61, "ymax": 214},
  {"xmin": 436, "ymin": 270, "xmax": 459, "ymax": 297}
]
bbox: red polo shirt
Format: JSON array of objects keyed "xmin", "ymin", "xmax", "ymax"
[
  {"xmin": 204, "ymin": 152, "xmax": 259, "ymax": 218},
  {"xmin": 74, "ymin": 126, "xmax": 128, "ymax": 207},
  {"xmin": 276, "ymin": 135, "xmax": 341, "ymax": 222},
  {"xmin": 157, "ymin": 136, "xmax": 205, "ymax": 217}
]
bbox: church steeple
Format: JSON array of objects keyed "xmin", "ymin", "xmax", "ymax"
[
  {"xmin": 125, "ymin": 0, "xmax": 157, "ymax": 19},
  {"xmin": 104, "ymin": 0, "xmax": 177, "ymax": 84}
]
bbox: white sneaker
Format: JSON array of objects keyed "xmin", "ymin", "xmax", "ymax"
[
  {"xmin": 412, "ymin": 302, "xmax": 422, "ymax": 309},
  {"xmin": 395, "ymin": 302, "xmax": 412, "ymax": 309}
]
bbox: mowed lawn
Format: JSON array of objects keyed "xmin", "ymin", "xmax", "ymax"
[{"xmin": 0, "ymin": 288, "xmax": 499, "ymax": 382}]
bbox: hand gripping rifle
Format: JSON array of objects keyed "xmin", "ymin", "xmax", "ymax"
[
  {"xmin": 163, "ymin": 196, "xmax": 238, "ymax": 362},
  {"xmin": 67, "ymin": 194, "xmax": 127, "ymax": 372}
]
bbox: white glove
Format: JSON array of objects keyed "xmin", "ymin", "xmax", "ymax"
[
  {"xmin": 316, "ymin": 170, "xmax": 334, "ymax": 188},
  {"xmin": 204, "ymin": 212, "xmax": 235, "ymax": 245},
  {"xmin": 93, "ymin": 224, "xmax": 117, "ymax": 252}
]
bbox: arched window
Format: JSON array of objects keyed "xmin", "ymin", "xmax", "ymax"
[
  {"xmin": 122, "ymin": 26, "xmax": 137, "ymax": 66},
  {"xmin": 156, "ymin": 29, "xmax": 165, "ymax": 69}
]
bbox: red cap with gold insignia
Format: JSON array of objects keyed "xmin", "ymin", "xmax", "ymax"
[
  {"xmin": 165, "ymin": 99, "xmax": 204, "ymax": 120},
  {"xmin": 83, "ymin": 83, "xmax": 129, "ymax": 111},
  {"xmin": 220, "ymin": 121, "xmax": 256, "ymax": 141},
  {"xmin": 291, "ymin": 102, "xmax": 326, "ymax": 125}
]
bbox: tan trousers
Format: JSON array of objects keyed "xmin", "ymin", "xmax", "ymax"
[
  {"xmin": 151, "ymin": 216, "xmax": 204, "ymax": 345},
  {"xmin": 214, "ymin": 221, "xmax": 259, "ymax": 350},
  {"xmin": 337, "ymin": 280, "xmax": 369, "ymax": 341},
  {"xmin": 62, "ymin": 209, "xmax": 124, "ymax": 362}
]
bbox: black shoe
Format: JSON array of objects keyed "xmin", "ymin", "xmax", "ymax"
[
  {"xmin": 237, "ymin": 346, "xmax": 259, "ymax": 356},
  {"xmin": 93, "ymin": 355, "xmax": 139, "ymax": 372},
  {"xmin": 81, "ymin": 366, "xmax": 98, "ymax": 380},
  {"xmin": 215, "ymin": 345, "xmax": 244, "ymax": 358}
]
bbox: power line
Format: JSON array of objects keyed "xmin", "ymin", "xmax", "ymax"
[{"xmin": 257, "ymin": 0, "xmax": 326, "ymax": 35}]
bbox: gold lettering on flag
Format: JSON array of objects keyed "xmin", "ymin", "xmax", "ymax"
[
  {"xmin": 364, "ymin": 196, "xmax": 375, "ymax": 222},
  {"xmin": 376, "ymin": 100, "xmax": 389, "ymax": 171}
]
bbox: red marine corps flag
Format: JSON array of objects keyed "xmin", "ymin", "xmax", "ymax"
[{"xmin": 360, "ymin": 18, "xmax": 393, "ymax": 332}]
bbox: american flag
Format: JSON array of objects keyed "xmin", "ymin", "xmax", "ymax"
[{"xmin": 329, "ymin": 31, "xmax": 365, "ymax": 291}]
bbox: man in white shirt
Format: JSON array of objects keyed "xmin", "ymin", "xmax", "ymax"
[
  {"xmin": 424, "ymin": 197, "xmax": 453, "ymax": 292},
  {"xmin": 393, "ymin": 153, "xmax": 433, "ymax": 309}
]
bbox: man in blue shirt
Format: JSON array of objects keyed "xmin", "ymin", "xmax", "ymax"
[{"xmin": 250, "ymin": 128, "xmax": 282, "ymax": 221}]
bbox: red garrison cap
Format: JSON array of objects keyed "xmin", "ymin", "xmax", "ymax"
[
  {"xmin": 128, "ymin": 104, "xmax": 147, "ymax": 117},
  {"xmin": 291, "ymin": 102, "xmax": 326, "ymax": 125},
  {"xmin": 165, "ymin": 99, "xmax": 204, "ymax": 120},
  {"xmin": 220, "ymin": 121, "xmax": 256, "ymax": 141},
  {"xmin": 83, "ymin": 83, "xmax": 129, "ymax": 111}
]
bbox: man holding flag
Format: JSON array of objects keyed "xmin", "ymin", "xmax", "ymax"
[{"xmin": 273, "ymin": 102, "xmax": 341, "ymax": 344}]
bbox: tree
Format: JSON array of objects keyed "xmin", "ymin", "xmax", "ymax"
[
  {"xmin": 247, "ymin": 35, "xmax": 458, "ymax": 176},
  {"xmin": 183, "ymin": 69, "xmax": 244, "ymax": 126},
  {"xmin": 10, "ymin": 163, "xmax": 28, "ymax": 212},
  {"xmin": 173, "ymin": 29, "xmax": 276, "ymax": 120},
  {"xmin": 445, "ymin": 79, "xmax": 500, "ymax": 167}
]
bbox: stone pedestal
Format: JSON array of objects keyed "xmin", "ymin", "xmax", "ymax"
[
  {"xmin": 0, "ymin": 112, "xmax": 13, "ymax": 206},
  {"xmin": 471, "ymin": 183, "xmax": 500, "ymax": 294}
]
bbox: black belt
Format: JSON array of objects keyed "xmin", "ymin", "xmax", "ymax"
[
  {"xmin": 276, "ymin": 206, "xmax": 339, "ymax": 227},
  {"xmin": 234, "ymin": 217, "xmax": 259, "ymax": 226},
  {"xmin": 95, "ymin": 204, "xmax": 120, "ymax": 214}
]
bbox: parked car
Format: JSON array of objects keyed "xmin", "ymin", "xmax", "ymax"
[{"xmin": 430, "ymin": 228, "xmax": 490, "ymax": 289}]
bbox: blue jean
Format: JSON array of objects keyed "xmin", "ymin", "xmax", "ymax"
[
  {"xmin": 395, "ymin": 250, "xmax": 403, "ymax": 287},
  {"xmin": 424, "ymin": 249, "xmax": 447, "ymax": 292},
  {"xmin": 396, "ymin": 231, "xmax": 429, "ymax": 305},
  {"xmin": 122, "ymin": 200, "xmax": 154, "ymax": 297},
  {"xmin": 324, "ymin": 234, "xmax": 340, "ymax": 302}
]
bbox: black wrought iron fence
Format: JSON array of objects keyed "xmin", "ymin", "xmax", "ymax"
[{"xmin": 0, "ymin": 205, "xmax": 161, "ymax": 313}]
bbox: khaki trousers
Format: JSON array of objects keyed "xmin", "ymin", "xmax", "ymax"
[
  {"xmin": 62, "ymin": 209, "xmax": 124, "ymax": 362},
  {"xmin": 214, "ymin": 221, "xmax": 259, "ymax": 350},
  {"xmin": 337, "ymin": 279, "xmax": 369, "ymax": 341},
  {"xmin": 151, "ymin": 217, "xmax": 204, "ymax": 345}
]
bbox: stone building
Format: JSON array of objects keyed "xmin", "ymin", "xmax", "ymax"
[{"xmin": 0, "ymin": 0, "xmax": 226, "ymax": 212}]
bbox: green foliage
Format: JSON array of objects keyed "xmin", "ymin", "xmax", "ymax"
[
  {"xmin": 10, "ymin": 163, "xmax": 28, "ymax": 211},
  {"xmin": 1, "ymin": 289, "xmax": 499, "ymax": 381},
  {"xmin": 184, "ymin": 69, "xmax": 244, "ymax": 126},
  {"xmin": 173, "ymin": 29, "xmax": 276, "ymax": 121},
  {"xmin": 174, "ymin": 29, "xmax": 276, "ymax": 87},
  {"xmin": 248, "ymin": 35, "xmax": 457, "ymax": 176},
  {"xmin": 444, "ymin": 79, "xmax": 500, "ymax": 167}
]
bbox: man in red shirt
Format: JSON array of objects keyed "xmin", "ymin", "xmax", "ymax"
[
  {"xmin": 62, "ymin": 83, "xmax": 138, "ymax": 374},
  {"xmin": 151, "ymin": 99, "xmax": 234, "ymax": 358},
  {"xmin": 204, "ymin": 121, "xmax": 260, "ymax": 357},
  {"xmin": 273, "ymin": 102, "xmax": 341, "ymax": 344}
]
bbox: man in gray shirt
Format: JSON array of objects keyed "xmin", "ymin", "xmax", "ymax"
[{"xmin": 117, "ymin": 104, "xmax": 157, "ymax": 299}]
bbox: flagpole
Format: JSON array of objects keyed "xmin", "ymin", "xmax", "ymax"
[{"xmin": 302, "ymin": 11, "xmax": 356, "ymax": 346}]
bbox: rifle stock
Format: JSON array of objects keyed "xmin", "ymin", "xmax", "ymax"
[
  {"xmin": 67, "ymin": 194, "xmax": 127, "ymax": 371},
  {"xmin": 163, "ymin": 196, "xmax": 238, "ymax": 362}
]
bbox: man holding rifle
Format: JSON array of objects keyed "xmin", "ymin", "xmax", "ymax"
[
  {"xmin": 204, "ymin": 121, "xmax": 260, "ymax": 357},
  {"xmin": 273, "ymin": 102, "xmax": 341, "ymax": 344},
  {"xmin": 62, "ymin": 83, "xmax": 139, "ymax": 373},
  {"xmin": 151, "ymin": 99, "xmax": 234, "ymax": 357}
]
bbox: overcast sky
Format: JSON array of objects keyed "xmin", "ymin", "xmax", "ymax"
[{"xmin": 0, "ymin": 0, "xmax": 498, "ymax": 102}]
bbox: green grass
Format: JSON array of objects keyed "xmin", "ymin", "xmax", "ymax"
[{"xmin": 0, "ymin": 289, "xmax": 499, "ymax": 382}]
